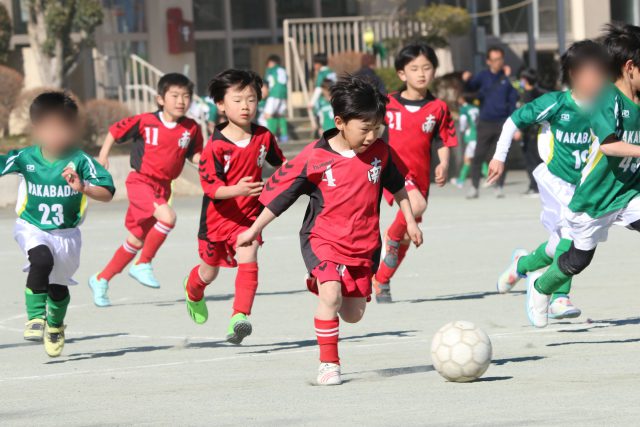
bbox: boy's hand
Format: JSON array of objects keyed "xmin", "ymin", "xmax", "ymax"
[
  {"xmin": 237, "ymin": 227, "xmax": 259, "ymax": 247},
  {"xmin": 486, "ymin": 159, "xmax": 505, "ymax": 185},
  {"xmin": 434, "ymin": 163, "xmax": 449, "ymax": 187},
  {"xmin": 234, "ymin": 176, "xmax": 264, "ymax": 197},
  {"xmin": 97, "ymin": 155, "xmax": 109, "ymax": 170},
  {"xmin": 62, "ymin": 167, "xmax": 85, "ymax": 193},
  {"xmin": 461, "ymin": 71, "xmax": 472, "ymax": 82},
  {"xmin": 406, "ymin": 221, "xmax": 423, "ymax": 248}
]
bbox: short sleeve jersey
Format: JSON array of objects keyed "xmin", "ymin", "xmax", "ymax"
[
  {"xmin": 570, "ymin": 84, "xmax": 640, "ymax": 217},
  {"xmin": 0, "ymin": 146, "xmax": 114, "ymax": 230},
  {"xmin": 459, "ymin": 103, "xmax": 479, "ymax": 144},
  {"xmin": 315, "ymin": 96, "xmax": 335, "ymax": 132},
  {"xmin": 198, "ymin": 123, "xmax": 285, "ymax": 242},
  {"xmin": 315, "ymin": 66, "xmax": 337, "ymax": 87},
  {"xmin": 385, "ymin": 92, "xmax": 458, "ymax": 193},
  {"xmin": 265, "ymin": 65, "xmax": 288, "ymax": 99},
  {"xmin": 511, "ymin": 90, "xmax": 592, "ymax": 185},
  {"xmin": 109, "ymin": 111, "xmax": 203, "ymax": 182},
  {"xmin": 259, "ymin": 129, "xmax": 405, "ymax": 270}
]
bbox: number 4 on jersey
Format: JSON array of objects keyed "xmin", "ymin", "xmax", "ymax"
[{"xmin": 322, "ymin": 165, "xmax": 336, "ymax": 187}]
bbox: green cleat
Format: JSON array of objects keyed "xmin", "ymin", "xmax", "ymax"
[
  {"xmin": 226, "ymin": 313, "xmax": 252, "ymax": 345},
  {"xmin": 184, "ymin": 278, "xmax": 208, "ymax": 324}
]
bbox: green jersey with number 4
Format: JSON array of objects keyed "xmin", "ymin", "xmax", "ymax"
[
  {"xmin": 511, "ymin": 90, "xmax": 592, "ymax": 185},
  {"xmin": 265, "ymin": 65, "xmax": 288, "ymax": 99},
  {"xmin": 570, "ymin": 84, "xmax": 640, "ymax": 217},
  {"xmin": 0, "ymin": 146, "xmax": 115, "ymax": 230}
]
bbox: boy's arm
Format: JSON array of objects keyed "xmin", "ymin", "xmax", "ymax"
[
  {"xmin": 236, "ymin": 207, "xmax": 277, "ymax": 247},
  {"xmin": 590, "ymin": 92, "xmax": 637, "ymax": 158},
  {"xmin": 63, "ymin": 155, "xmax": 115, "ymax": 202},
  {"xmin": 0, "ymin": 149, "xmax": 24, "ymax": 177},
  {"xmin": 599, "ymin": 140, "xmax": 640, "ymax": 157},
  {"xmin": 392, "ymin": 188, "xmax": 423, "ymax": 247},
  {"xmin": 99, "ymin": 115, "xmax": 142, "ymax": 168},
  {"xmin": 199, "ymin": 144, "xmax": 262, "ymax": 200},
  {"xmin": 266, "ymin": 133, "xmax": 286, "ymax": 167},
  {"xmin": 434, "ymin": 105, "xmax": 457, "ymax": 186},
  {"xmin": 187, "ymin": 126, "xmax": 205, "ymax": 163}
]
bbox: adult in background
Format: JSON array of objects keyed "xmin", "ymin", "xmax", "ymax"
[
  {"xmin": 518, "ymin": 68, "xmax": 546, "ymax": 195},
  {"xmin": 354, "ymin": 53, "xmax": 386, "ymax": 95},
  {"xmin": 462, "ymin": 46, "xmax": 519, "ymax": 198}
]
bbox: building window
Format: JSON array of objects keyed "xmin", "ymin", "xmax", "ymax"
[
  {"xmin": 475, "ymin": 0, "xmax": 494, "ymax": 36},
  {"xmin": 498, "ymin": 0, "xmax": 528, "ymax": 34},
  {"xmin": 321, "ymin": 0, "xmax": 360, "ymax": 17},
  {"xmin": 11, "ymin": 0, "xmax": 28, "ymax": 35},
  {"xmin": 193, "ymin": 0, "xmax": 226, "ymax": 31},
  {"xmin": 231, "ymin": 0, "xmax": 270, "ymax": 30},
  {"xmin": 102, "ymin": 0, "xmax": 147, "ymax": 33},
  {"xmin": 538, "ymin": 0, "xmax": 571, "ymax": 34},
  {"xmin": 610, "ymin": 0, "xmax": 639, "ymax": 25},
  {"xmin": 195, "ymin": 39, "xmax": 227, "ymax": 93},
  {"xmin": 277, "ymin": 0, "xmax": 315, "ymax": 27},
  {"xmin": 232, "ymin": 37, "xmax": 274, "ymax": 71}
]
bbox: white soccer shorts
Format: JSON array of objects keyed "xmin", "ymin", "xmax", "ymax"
[
  {"xmin": 263, "ymin": 97, "xmax": 287, "ymax": 117},
  {"xmin": 464, "ymin": 140, "xmax": 477, "ymax": 159}
]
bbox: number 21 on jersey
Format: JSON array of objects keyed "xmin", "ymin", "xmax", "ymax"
[{"xmin": 387, "ymin": 111, "xmax": 402, "ymax": 131}]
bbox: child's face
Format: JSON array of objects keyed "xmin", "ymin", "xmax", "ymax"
[
  {"xmin": 397, "ymin": 54, "xmax": 436, "ymax": 92},
  {"xmin": 335, "ymin": 116, "xmax": 382, "ymax": 154},
  {"xmin": 571, "ymin": 62, "xmax": 606, "ymax": 100},
  {"xmin": 217, "ymin": 84, "xmax": 258, "ymax": 127},
  {"xmin": 32, "ymin": 115, "xmax": 79, "ymax": 155},
  {"xmin": 314, "ymin": 62, "xmax": 322, "ymax": 72},
  {"xmin": 157, "ymin": 85, "xmax": 192, "ymax": 119}
]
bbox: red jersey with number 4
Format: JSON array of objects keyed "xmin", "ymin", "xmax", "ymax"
[
  {"xmin": 110, "ymin": 111, "xmax": 203, "ymax": 182},
  {"xmin": 198, "ymin": 123, "xmax": 285, "ymax": 242},
  {"xmin": 259, "ymin": 129, "xmax": 405, "ymax": 270},
  {"xmin": 385, "ymin": 92, "xmax": 457, "ymax": 194}
]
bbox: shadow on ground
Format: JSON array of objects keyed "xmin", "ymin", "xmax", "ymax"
[
  {"xmin": 398, "ymin": 290, "xmax": 525, "ymax": 304},
  {"xmin": 0, "ymin": 333, "xmax": 128, "ymax": 350}
]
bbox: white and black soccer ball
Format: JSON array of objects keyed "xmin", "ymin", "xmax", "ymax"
[{"xmin": 430, "ymin": 321, "xmax": 492, "ymax": 382}]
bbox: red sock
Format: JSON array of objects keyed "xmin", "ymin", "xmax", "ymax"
[
  {"xmin": 98, "ymin": 241, "xmax": 141, "ymax": 281},
  {"xmin": 232, "ymin": 262, "xmax": 258, "ymax": 316},
  {"xmin": 137, "ymin": 220, "xmax": 173, "ymax": 264},
  {"xmin": 375, "ymin": 242, "xmax": 410, "ymax": 284},
  {"xmin": 315, "ymin": 317, "xmax": 340, "ymax": 364},
  {"xmin": 387, "ymin": 210, "xmax": 408, "ymax": 241},
  {"xmin": 186, "ymin": 265, "xmax": 209, "ymax": 301}
]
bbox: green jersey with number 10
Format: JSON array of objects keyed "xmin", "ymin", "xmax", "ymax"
[
  {"xmin": 511, "ymin": 90, "xmax": 592, "ymax": 185},
  {"xmin": 0, "ymin": 145, "xmax": 115, "ymax": 230},
  {"xmin": 570, "ymin": 83, "xmax": 640, "ymax": 217}
]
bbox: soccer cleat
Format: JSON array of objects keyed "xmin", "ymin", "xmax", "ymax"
[
  {"xmin": 496, "ymin": 248, "xmax": 528, "ymax": 293},
  {"xmin": 373, "ymin": 276, "xmax": 392, "ymax": 304},
  {"xmin": 129, "ymin": 262, "xmax": 160, "ymax": 289},
  {"xmin": 226, "ymin": 313, "xmax": 252, "ymax": 345},
  {"xmin": 495, "ymin": 187, "xmax": 505, "ymax": 198},
  {"xmin": 450, "ymin": 178, "xmax": 463, "ymax": 189},
  {"xmin": 43, "ymin": 323, "xmax": 66, "ymax": 357},
  {"xmin": 23, "ymin": 318, "xmax": 45, "ymax": 341},
  {"xmin": 88, "ymin": 274, "xmax": 111, "ymax": 307},
  {"xmin": 317, "ymin": 362, "xmax": 342, "ymax": 385},
  {"xmin": 466, "ymin": 188, "xmax": 479, "ymax": 199},
  {"xmin": 525, "ymin": 271, "xmax": 550, "ymax": 328},
  {"xmin": 184, "ymin": 278, "xmax": 208, "ymax": 324},
  {"xmin": 549, "ymin": 296, "xmax": 582, "ymax": 319}
]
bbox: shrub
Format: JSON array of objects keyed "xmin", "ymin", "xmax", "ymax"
[
  {"xmin": 0, "ymin": 66, "xmax": 23, "ymax": 134},
  {"xmin": 328, "ymin": 51, "xmax": 363, "ymax": 77},
  {"xmin": 84, "ymin": 99, "xmax": 130, "ymax": 146},
  {"xmin": 376, "ymin": 67, "xmax": 403, "ymax": 93}
]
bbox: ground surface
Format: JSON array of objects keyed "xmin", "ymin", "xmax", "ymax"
[{"xmin": 1, "ymin": 171, "xmax": 639, "ymax": 426}]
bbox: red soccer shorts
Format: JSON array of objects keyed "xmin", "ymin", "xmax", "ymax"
[
  {"xmin": 198, "ymin": 231, "xmax": 263, "ymax": 268},
  {"xmin": 308, "ymin": 260, "xmax": 372, "ymax": 299},
  {"xmin": 125, "ymin": 172, "xmax": 172, "ymax": 239}
]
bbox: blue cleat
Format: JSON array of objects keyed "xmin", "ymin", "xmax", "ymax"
[
  {"xmin": 88, "ymin": 274, "xmax": 111, "ymax": 307},
  {"xmin": 129, "ymin": 262, "xmax": 160, "ymax": 288}
]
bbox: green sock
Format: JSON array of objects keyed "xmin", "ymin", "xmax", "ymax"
[
  {"xmin": 458, "ymin": 164, "xmax": 470, "ymax": 181},
  {"xmin": 534, "ymin": 260, "xmax": 571, "ymax": 295},
  {"xmin": 47, "ymin": 294, "xmax": 70, "ymax": 327},
  {"xmin": 551, "ymin": 238, "xmax": 572, "ymax": 298},
  {"xmin": 482, "ymin": 162, "xmax": 489, "ymax": 177},
  {"xmin": 516, "ymin": 241, "xmax": 553, "ymax": 276},
  {"xmin": 277, "ymin": 117, "xmax": 288, "ymax": 138},
  {"xmin": 25, "ymin": 289, "xmax": 47, "ymax": 320},
  {"xmin": 266, "ymin": 117, "xmax": 278, "ymax": 135}
]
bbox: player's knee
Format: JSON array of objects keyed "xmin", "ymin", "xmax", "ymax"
[
  {"xmin": 199, "ymin": 264, "xmax": 218, "ymax": 283},
  {"xmin": 557, "ymin": 245, "xmax": 595, "ymax": 276},
  {"xmin": 155, "ymin": 205, "xmax": 177, "ymax": 226},
  {"xmin": 319, "ymin": 286, "xmax": 342, "ymax": 310},
  {"xmin": 28, "ymin": 245, "xmax": 54, "ymax": 275},
  {"xmin": 340, "ymin": 307, "xmax": 365, "ymax": 323},
  {"xmin": 48, "ymin": 284, "xmax": 69, "ymax": 301}
]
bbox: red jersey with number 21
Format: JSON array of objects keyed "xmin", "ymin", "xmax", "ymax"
[{"xmin": 259, "ymin": 129, "xmax": 405, "ymax": 270}]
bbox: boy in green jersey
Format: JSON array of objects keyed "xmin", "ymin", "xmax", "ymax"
[
  {"xmin": 526, "ymin": 24, "xmax": 640, "ymax": 327},
  {"xmin": 487, "ymin": 40, "xmax": 608, "ymax": 320},
  {"xmin": 263, "ymin": 54, "xmax": 289, "ymax": 142},
  {"xmin": 1, "ymin": 92, "xmax": 114, "ymax": 356},
  {"xmin": 314, "ymin": 79, "xmax": 335, "ymax": 132},
  {"xmin": 451, "ymin": 94, "xmax": 487, "ymax": 187},
  {"xmin": 308, "ymin": 52, "xmax": 337, "ymax": 112}
]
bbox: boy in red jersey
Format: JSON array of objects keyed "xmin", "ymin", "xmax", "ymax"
[
  {"xmin": 88, "ymin": 73, "xmax": 203, "ymax": 306},
  {"xmin": 237, "ymin": 76, "xmax": 422, "ymax": 385},
  {"xmin": 373, "ymin": 43, "xmax": 458, "ymax": 303},
  {"xmin": 183, "ymin": 70, "xmax": 285, "ymax": 344}
]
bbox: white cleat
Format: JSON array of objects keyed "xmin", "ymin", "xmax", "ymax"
[
  {"xmin": 496, "ymin": 249, "xmax": 528, "ymax": 293},
  {"xmin": 317, "ymin": 362, "xmax": 342, "ymax": 386},
  {"xmin": 526, "ymin": 271, "xmax": 550, "ymax": 328},
  {"xmin": 549, "ymin": 296, "xmax": 582, "ymax": 319}
]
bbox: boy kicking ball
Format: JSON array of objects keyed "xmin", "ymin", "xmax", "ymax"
[
  {"xmin": 237, "ymin": 76, "xmax": 422, "ymax": 385},
  {"xmin": 1, "ymin": 92, "xmax": 114, "ymax": 356},
  {"xmin": 526, "ymin": 24, "xmax": 640, "ymax": 327},
  {"xmin": 89, "ymin": 73, "xmax": 203, "ymax": 306},
  {"xmin": 183, "ymin": 70, "xmax": 285, "ymax": 344}
]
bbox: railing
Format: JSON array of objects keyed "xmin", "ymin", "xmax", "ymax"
[{"xmin": 283, "ymin": 16, "xmax": 427, "ymax": 118}]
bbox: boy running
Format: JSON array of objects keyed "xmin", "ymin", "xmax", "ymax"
[
  {"xmin": 184, "ymin": 70, "xmax": 285, "ymax": 344},
  {"xmin": 89, "ymin": 73, "xmax": 203, "ymax": 306},
  {"xmin": 3, "ymin": 92, "xmax": 114, "ymax": 356},
  {"xmin": 489, "ymin": 40, "xmax": 608, "ymax": 320},
  {"xmin": 373, "ymin": 43, "xmax": 457, "ymax": 303},
  {"xmin": 237, "ymin": 75, "xmax": 422, "ymax": 385},
  {"xmin": 263, "ymin": 54, "xmax": 289, "ymax": 142},
  {"xmin": 526, "ymin": 24, "xmax": 640, "ymax": 327},
  {"xmin": 451, "ymin": 94, "xmax": 485, "ymax": 188}
]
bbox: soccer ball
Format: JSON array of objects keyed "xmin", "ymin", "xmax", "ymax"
[{"xmin": 430, "ymin": 321, "xmax": 492, "ymax": 382}]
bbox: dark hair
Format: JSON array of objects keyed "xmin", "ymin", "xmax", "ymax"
[
  {"xmin": 460, "ymin": 93, "xmax": 476, "ymax": 105},
  {"xmin": 330, "ymin": 75, "xmax": 387, "ymax": 124},
  {"xmin": 486, "ymin": 46, "xmax": 505, "ymax": 59},
  {"xmin": 395, "ymin": 43, "xmax": 439, "ymax": 71},
  {"xmin": 601, "ymin": 23, "xmax": 640, "ymax": 78},
  {"xmin": 320, "ymin": 77, "xmax": 334, "ymax": 91},
  {"xmin": 267, "ymin": 54, "xmax": 281, "ymax": 64},
  {"xmin": 208, "ymin": 69, "xmax": 264, "ymax": 103},
  {"xmin": 157, "ymin": 73, "xmax": 194, "ymax": 98},
  {"xmin": 560, "ymin": 39, "xmax": 609, "ymax": 85},
  {"xmin": 313, "ymin": 52, "xmax": 328, "ymax": 66},
  {"xmin": 30, "ymin": 91, "xmax": 79, "ymax": 124},
  {"xmin": 519, "ymin": 68, "xmax": 537, "ymax": 86}
]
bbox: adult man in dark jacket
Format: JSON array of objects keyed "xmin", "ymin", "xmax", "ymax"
[{"xmin": 463, "ymin": 46, "xmax": 519, "ymax": 198}]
